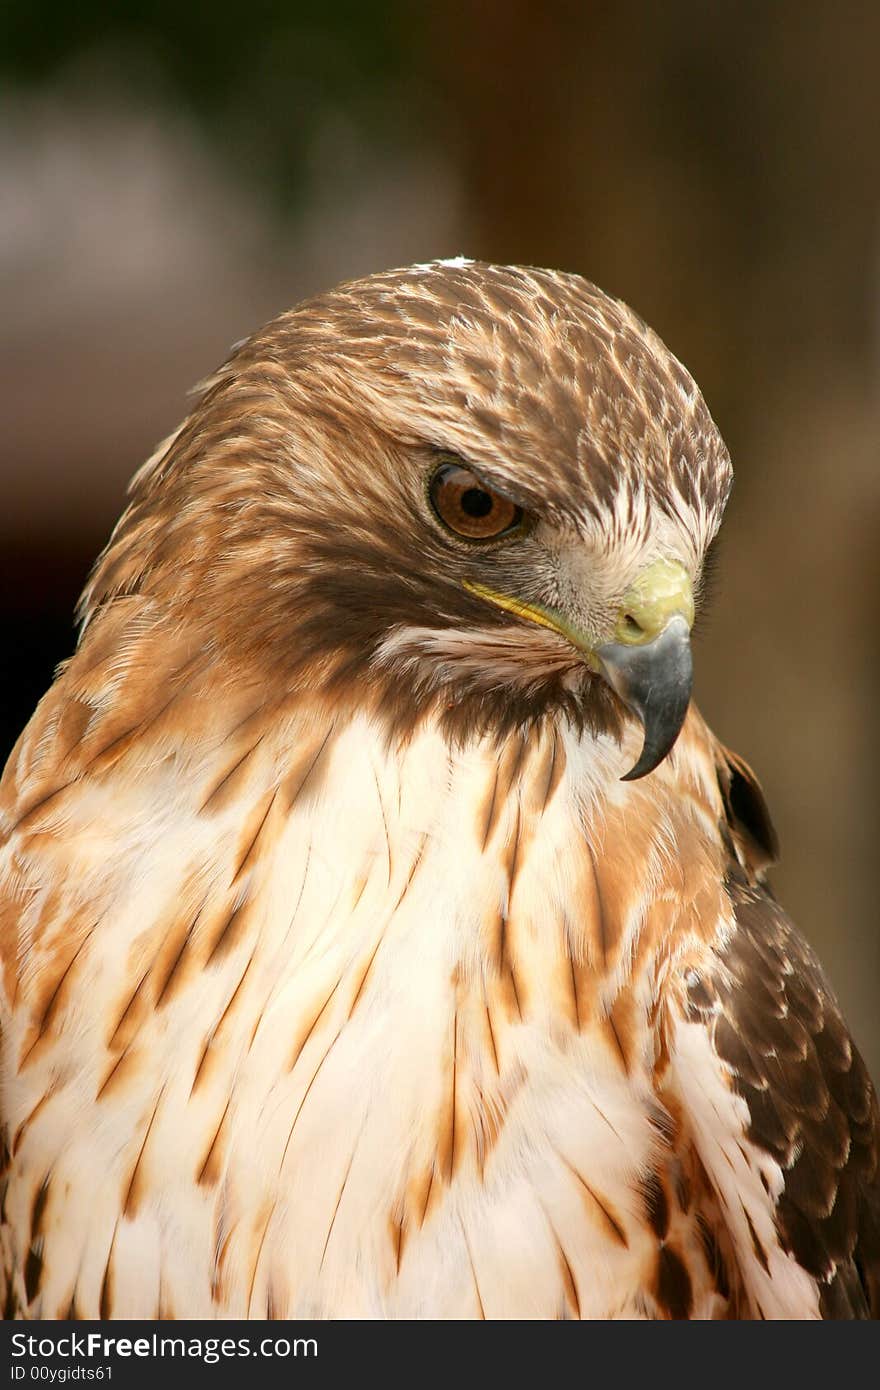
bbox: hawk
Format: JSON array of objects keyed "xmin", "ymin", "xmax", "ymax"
[{"xmin": 1, "ymin": 260, "xmax": 877, "ymax": 1320}]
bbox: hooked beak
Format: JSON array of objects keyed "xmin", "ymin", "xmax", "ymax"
[
  {"xmin": 463, "ymin": 558, "xmax": 695, "ymax": 781},
  {"xmin": 595, "ymin": 614, "xmax": 693, "ymax": 780}
]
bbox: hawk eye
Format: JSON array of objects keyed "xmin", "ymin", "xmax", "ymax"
[{"xmin": 429, "ymin": 464, "xmax": 522, "ymax": 540}]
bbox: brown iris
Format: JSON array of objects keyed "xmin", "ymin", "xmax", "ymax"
[{"xmin": 429, "ymin": 463, "xmax": 522, "ymax": 540}]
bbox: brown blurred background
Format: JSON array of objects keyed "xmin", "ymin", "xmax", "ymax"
[{"xmin": 2, "ymin": 2, "xmax": 878, "ymax": 1076}]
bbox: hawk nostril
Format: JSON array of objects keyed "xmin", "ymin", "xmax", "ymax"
[{"xmin": 620, "ymin": 613, "xmax": 646, "ymax": 641}]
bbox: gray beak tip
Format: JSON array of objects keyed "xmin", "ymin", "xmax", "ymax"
[
  {"xmin": 619, "ymin": 752, "xmax": 665, "ymax": 784},
  {"xmin": 595, "ymin": 615, "xmax": 694, "ymax": 782}
]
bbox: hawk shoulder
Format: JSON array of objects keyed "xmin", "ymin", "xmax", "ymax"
[{"xmin": 667, "ymin": 751, "xmax": 880, "ymax": 1318}]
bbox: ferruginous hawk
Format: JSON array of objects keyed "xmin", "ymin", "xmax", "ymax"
[{"xmin": 1, "ymin": 261, "xmax": 877, "ymax": 1320}]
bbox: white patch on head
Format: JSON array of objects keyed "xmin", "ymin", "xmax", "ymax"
[
  {"xmin": 410, "ymin": 255, "xmax": 474, "ymax": 273},
  {"xmin": 574, "ymin": 477, "xmax": 714, "ymax": 586}
]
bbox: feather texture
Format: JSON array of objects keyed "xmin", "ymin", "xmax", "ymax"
[{"xmin": 1, "ymin": 260, "xmax": 875, "ymax": 1319}]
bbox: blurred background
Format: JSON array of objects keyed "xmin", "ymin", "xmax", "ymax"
[{"xmin": 1, "ymin": 2, "xmax": 878, "ymax": 1076}]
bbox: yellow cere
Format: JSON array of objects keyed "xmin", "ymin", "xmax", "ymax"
[
  {"xmin": 463, "ymin": 558, "xmax": 694, "ymax": 660},
  {"xmin": 614, "ymin": 559, "xmax": 695, "ymax": 646}
]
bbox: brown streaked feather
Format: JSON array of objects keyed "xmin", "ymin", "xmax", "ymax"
[
  {"xmin": 244, "ymin": 1200, "xmax": 277, "ymax": 1319},
  {"xmin": 562, "ymin": 1158, "xmax": 629, "ymax": 1249},
  {"xmin": 655, "ymin": 1244, "xmax": 694, "ymax": 1320},
  {"xmin": 189, "ymin": 949, "xmax": 258, "ymax": 1098},
  {"xmin": 436, "ymin": 1009, "xmax": 461, "ymax": 1184},
  {"xmin": 606, "ymin": 990, "xmax": 640, "ymax": 1075},
  {"xmin": 548, "ymin": 1219, "xmax": 581, "ymax": 1319},
  {"xmin": 320, "ymin": 1147, "xmax": 358, "ymax": 1271},
  {"xmin": 532, "ymin": 728, "xmax": 566, "ymax": 815},
  {"xmin": 482, "ymin": 1001, "xmax": 500, "ymax": 1075},
  {"xmin": 11, "ymin": 1092, "xmax": 53, "ymax": 1160},
  {"xmin": 24, "ymin": 1241, "xmax": 43, "ymax": 1305},
  {"xmin": 286, "ymin": 978, "xmax": 342, "ymax": 1074},
  {"xmin": 685, "ymin": 871, "xmax": 880, "ymax": 1317},
  {"xmin": 96, "ymin": 1044, "xmax": 146, "ymax": 1102},
  {"xmin": 200, "ymin": 736, "xmax": 266, "ymax": 815},
  {"xmin": 387, "ymin": 1206, "xmax": 406, "ymax": 1276},
  {"xmin": 107, "ymin": 966, "xmax": 153, "ymax": 1053},
  {"xmin": 204, "ymin": 894, "xmax": 256, "ymax": 967},
  {"xmin": 197, "ymin": 1100, "xmax": 232, "ymax": 1188},
  {"xmin": 153, "ymin": 901, "xmax": 209, "ymax": 1006},
  {"xmin": 122, "ymin": 1088, "xmax": 165, "ymax": 1219},
  {"xmin": 17, "ymin": 922, "xmax": 98, "ymax": 1068},
  {"xmin": 281, "ymin": 731, "xmax": 333, "ymax": 812},
  {"xmin": 641, "ymin": 1171, "xmax": 670, "ymax": 1242},
  {"xmin": 232, "ymin": 791, "xmax": 278, "ymax": 882}
]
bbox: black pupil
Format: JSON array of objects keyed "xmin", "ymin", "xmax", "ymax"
[{"xmin": 460, "ymin": 487, "xmax": 493, "ymax": 519}]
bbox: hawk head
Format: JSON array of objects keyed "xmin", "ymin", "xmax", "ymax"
[{"xmin": 81, "ymin": 260, "xmax": 732, "ymax": 775}]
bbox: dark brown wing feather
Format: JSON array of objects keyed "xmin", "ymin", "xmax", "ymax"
[
  {"xmin": 713, "ymin": 742, "xmax": 779, "ymax": 879},
  {"xmin": 687, "ymin": 865, "xmax": 880, "ymax": 1318}
]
